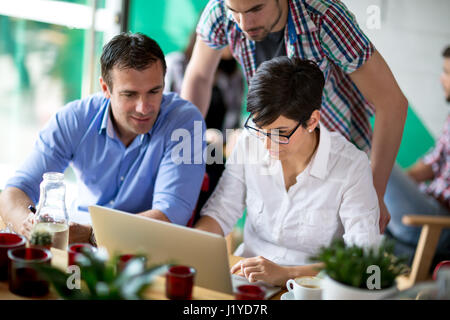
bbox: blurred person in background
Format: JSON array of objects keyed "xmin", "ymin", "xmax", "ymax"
[
  {"xmin": 165, "ymin": 30, "xmax": 245, "ymax": 221},
  {"xmin": 165, "ymin": 32, "xmax": 244, "ymax": 134},
  {"xmin": 385, "ymin": 46, "xmax": 450, "ymax": 263}
]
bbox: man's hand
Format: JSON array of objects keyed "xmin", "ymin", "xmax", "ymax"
[
  {"xmin": 378, "ymin": 197, "xmax": 391, "ymax": 234},
  {"xmin": 19, "ymin": 212, "xmax": 36, "ymax": 239},
  {"xmin": 406, "ymin": 161, "xmax": 434, "ymax": 184},
  {"xmin": 136, "ymin": 209, "xmax": 171, "ymax": 223},
  {"xmin": 230, "ymin": 256, "xmax": 289, "ymax": 286},
  {"xmin": 68, "ymin": 222, "xmax": 92, "ymax": 244}
]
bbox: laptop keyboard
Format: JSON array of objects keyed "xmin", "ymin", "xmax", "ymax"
[{"xmin": 231, "ymin": 274, "xmax": 282, "ymax": 299}]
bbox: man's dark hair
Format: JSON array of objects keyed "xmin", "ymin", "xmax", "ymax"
[
  {"xmin": 443, "ymin": 46, "xmax": 450, "ymax": 58},
  {"xmin": 100, "ymin": 32, "xmax": 167, "ymax": 91},
  {"xmin": 247, "ymin": 57, "xmax": 325, "ymax": 128}
]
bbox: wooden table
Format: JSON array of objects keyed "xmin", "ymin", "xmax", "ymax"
[{"xmin": 0, "ymin": 249, "xmax": 285, "ymax": 300}]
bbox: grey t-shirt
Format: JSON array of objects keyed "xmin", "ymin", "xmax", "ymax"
[{"xmin": 254, "ymin": 29, "xmax": 286, "ymax": 68}]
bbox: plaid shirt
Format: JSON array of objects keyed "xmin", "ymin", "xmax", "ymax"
[
  {"xmin": 197, "ymin": 0, "xmax": 375, "ymax": 153},
  {"xmin": 421, "ymin": 115, "xmax": 450, "ymax": 209}
]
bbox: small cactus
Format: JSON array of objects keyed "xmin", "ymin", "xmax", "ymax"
[{"xmin": 30, "ymin": 230, "xmax": 53, "ymax": 247}]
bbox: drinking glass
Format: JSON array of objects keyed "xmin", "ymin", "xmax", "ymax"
[
  {"xmin": 235, "ymin": 284, "xmax": 265, "ymax": 300},
  {"xmin": 165, "ymin": 265, "xmax": 196, "ymax": 300},
  {"xmin": 67, "ymin": 243, "xmax": 95, "ymax": 266},
  {"xmin": 116, "ymin": 254, "xmax": 147, "ymax": 273},
  {"xmin": 0, "ymin": 233, "xmax": 26, "ymax": 281},
  {"xmin": 8, "ymin": 247, "xmax": 52, "ymax": 297}
]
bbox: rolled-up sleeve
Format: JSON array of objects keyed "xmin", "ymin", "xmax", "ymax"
[
  {"xmin": 200, "ymin": 134, "xmax": 247, "ymax": 236},
  {"xmin": 422, "ymin": 116, "xmax": 449, "ymax": 176},
  {"xmin": 152, "ymin": 108, "xmax": 206, "ymax": 226},
  {"xmin": 339, "ymin": 152, "xmax": 382, "ymax": 248},
  {"xmin": 196, "ymin": 0, "xmax": 228, "ymax": 50},
  {"xmin": 319, "ymin": 1, "xmax": 374, "ymax": 74}
]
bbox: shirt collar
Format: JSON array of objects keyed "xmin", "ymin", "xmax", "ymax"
[
  {"xmin": 288, "ymin": 0, "xmax": 318, "ymax": 36},
  {"xmin": 308, "ymin": 124, "xmax": 331, "ymax": 180},
  {"xmin": 99, "ymin": 99, "xmax": 111, "ymax": 136},
  {"xmin": 98, "ymin": 99, "xmax": 152, "ymax": 145}
]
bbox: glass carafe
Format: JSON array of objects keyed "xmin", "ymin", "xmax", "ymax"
[{"xmin": 33, "ymin": 172, "xmax": 69, "ymax": 250}]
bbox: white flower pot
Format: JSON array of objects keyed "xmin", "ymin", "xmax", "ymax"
[{"xmin": 322, "ymin": 275, "xmax": 398, "ymax": 300}]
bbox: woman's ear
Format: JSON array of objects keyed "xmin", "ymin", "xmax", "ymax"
[{"xmin": 307, "ymin": 110, "xmax": 321, "ymax": 132}]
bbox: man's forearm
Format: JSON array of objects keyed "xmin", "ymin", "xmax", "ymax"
[
  {"xmin": 0, "ymin": 187, "xmax": 34, "ymax": 233},
  {"xmin": 406, "ymin": 160, "xmax": 434, "ymax": 183},
  {"xmin": 180, "ymin": 36, "xmax": 222, "ymax": 117},
  {"xmin": 180, "ymin": 72, "xmax": 213, "ymax": 117},
  {"xmin": 194, "ymin": 215, "xmax": 224, "ymax": 236},
  {"xmin": 370, "ymin": 99, "xmax": 408, "ymax": 197}
]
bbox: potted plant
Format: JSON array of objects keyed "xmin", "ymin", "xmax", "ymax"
[
  {"xmin": 34, "ymin": 248, "xmax": 167, "ymax": 300},
  {"xmin": 29, "ymin": 230, "xmax": 53, "ymax": 250},
  {"xmin": 310, "ymin": 239, "xmax": 409, "ymax": 300}
]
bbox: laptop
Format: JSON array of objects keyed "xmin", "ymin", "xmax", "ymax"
[{"xmin": 89, "ymin": 205, "xmax": 281, "ymax": 299}]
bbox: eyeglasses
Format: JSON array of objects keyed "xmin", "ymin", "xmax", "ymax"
[{"xmin": 244, "ymin": 114, "xmax": 302, "ymax": 144}]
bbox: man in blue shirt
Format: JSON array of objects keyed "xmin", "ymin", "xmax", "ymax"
[{"xmin": 0, "ymin": 33, "xmax": 206, "ymax": 244}]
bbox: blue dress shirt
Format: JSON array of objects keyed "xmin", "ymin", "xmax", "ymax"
[{"xmin": 6, "ymin": 92, "xmax": 206, "ymax": 226}]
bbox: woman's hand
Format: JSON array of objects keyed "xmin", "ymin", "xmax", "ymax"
[{"xmin": 230, "ymin": 256, "xmax": 290, "ymax": 286}]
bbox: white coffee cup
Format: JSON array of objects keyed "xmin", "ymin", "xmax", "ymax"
[{"xmin": 286, "ymin": 276, "xmax": 322, "ymax": 300}]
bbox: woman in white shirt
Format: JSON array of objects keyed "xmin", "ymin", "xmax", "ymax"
[{"xmin": 195, "ymin": 57, "xmax": 382, "ymax": 286}]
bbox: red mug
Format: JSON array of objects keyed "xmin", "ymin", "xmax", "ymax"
[
  {"xmin": 68, "ymin": 243, "xmax": 94, "ymax": 266},
  {"xmin": 8, "ymin": 247, "xmax": 52, "ymax": 297},
  {"xmin": 165, "ymin": 265, "xmax": 196, "ymax": 300},
  {"xmin": 235, "ymin": 284, "xmax": 265, "ymax": 300},
  {"xmin": 117, "ymin": 254, "xmax": 147, "ymax": 273},
  {"xmin": 433, "ymin": 260, "xmax": 450, "ymax": 281},
  {"xmin": 0, "ymin": 233, "xmax": 27, "ymax": 281}
]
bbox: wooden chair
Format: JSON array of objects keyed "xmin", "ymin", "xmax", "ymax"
[
  {"xmin": 397, "ymin": 215, "xmax": 450, "ymax": 289},
  {"xmin": 225, "ymin": 233, "xmax": 234, "ymax": 256}
]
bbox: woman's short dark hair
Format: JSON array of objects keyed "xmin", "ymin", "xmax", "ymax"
[
  {"xmin": 100, "ymin": 32, "xmax": 167, "ymax": 91},
  {"xmin": 247, "ymin": 57, "xmax": 325, "ymax": 128}
]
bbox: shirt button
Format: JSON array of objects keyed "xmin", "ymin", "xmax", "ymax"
[
  {"xmin": 120, "ymin": 176, "xmax": 124, "ymax": 181},
  {"xmin": 109, "ymin": 200, "xmax": 115, "ymax": 205}
]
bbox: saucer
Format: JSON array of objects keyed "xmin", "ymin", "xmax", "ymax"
[{"xmin": 281, "ymin": 291, "xmax": 295, "ymax": 300}]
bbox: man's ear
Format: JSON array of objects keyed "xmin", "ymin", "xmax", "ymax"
[{"xmin": 99, "ymin": 77, "xmax": 111, "ymax": 99}]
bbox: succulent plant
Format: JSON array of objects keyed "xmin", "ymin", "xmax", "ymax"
[
  {"xmin": 30, "ymin": 230, "xmax": 53, "ymax": 248},
  {"xmin": 34, "ymin": 248, "xmax": 167, "ymax": 300},
  {"xmin": 310, "ymin": 239, "xmax": 410, "ymax": 289}
]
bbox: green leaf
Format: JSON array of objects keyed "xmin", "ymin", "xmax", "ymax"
[
  {"xmin": 34, "ymin": 264, "xmax": 89, "ymax": 300},
  {"xmin": 32, "ymin": 249, "xmax": 168, "ymax": 300},
  {"xmin": 114, "ymin": 258, "xmax": 147, "ymax": 288},
  {"xmin": 120, "ymin": 265, "xmax": 168, "ymax": 300}
]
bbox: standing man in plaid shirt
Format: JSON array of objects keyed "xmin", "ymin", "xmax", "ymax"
[
  {"xmin": 181, "ymin": 0, "xmax": 408, "ymax": 233},
  {"xmin": 385, "ymin": 46, "xmax": 450, "ymax": 257}
]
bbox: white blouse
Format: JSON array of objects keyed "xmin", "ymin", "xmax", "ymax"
[{"xmin": 200, "ymin": 125, "xmax": 382, "ymax": 266}]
